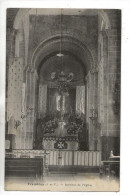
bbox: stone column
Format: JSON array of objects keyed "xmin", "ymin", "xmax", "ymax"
[
  {"xmin": 85, "ymin": 71, "xmax": 94, "ymax": 150},
  {"xmin": 24, "ymin": 68, "xmax": 38, "ymax": 149},
  {"xmin": 7, "ymin": 57, "xmax": 24, "ymax": 149},
  {"xmin": 98, "ymin": 28, "xmax": 120, "ymax": 159},
  {"xmin": 91, "ymin": 67, "xmax": 99, "ymax": 151},
  {"xmin": 93, "ymin": 68, "xmax": 99, "ymax": 150},
  {"xmin": 86, "ymin": 67, "xmax": 99, "ymax": 151},
  {"xmin": 85, "ymin": 74, "xmax": 90, "ymax": 149}
]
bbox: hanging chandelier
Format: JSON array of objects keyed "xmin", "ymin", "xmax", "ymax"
[
  {"xmin": 50, "ymin": 10, "xmax": 74, "ymax": 94},
  {"xmin": 51, "ymin": 71, "xmax": 74, "ymax": 96},
  {"xmin": 51, "ymin": 71, "xmax": 74, "ymax": 83}
]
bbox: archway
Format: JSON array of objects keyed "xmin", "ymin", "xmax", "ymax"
[{"xmin": 27, "ymin": 34, "xmax": 94, "ymax": 150}]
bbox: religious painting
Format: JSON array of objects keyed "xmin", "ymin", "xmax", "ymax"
[{"xmin": 5, "ymin": 8, "xmax": 121, "ymax": 191}]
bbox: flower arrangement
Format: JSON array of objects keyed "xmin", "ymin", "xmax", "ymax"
[
  {"xmin": 37, "ymin": 112, "xmax": 85, "ymax": 135},
  {"xmin": 66, "ymin": 113, "xmax": 85, "ymax": 135},
  {"xmin": 43, "ymin": 118, "xmax": 58, "ymax": 134},
  {"xmin": 41, "ymin": 112, "xmax": 60, "ymax": 134}
]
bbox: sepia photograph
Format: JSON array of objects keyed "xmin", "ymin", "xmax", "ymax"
[{"xmin": 5, "ymin": 8, "xmax": 121, "ymax": 191}]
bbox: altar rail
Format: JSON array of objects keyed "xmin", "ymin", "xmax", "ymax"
[
  {"xmin": 47, "ymin": 150, "xmax": 101, "ymax": 166},
  {"xmin": 6, "ymin": 150, "xmax": 101, "ymax": 167}
]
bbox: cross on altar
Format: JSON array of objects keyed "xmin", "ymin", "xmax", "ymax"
[{"xmin": 57, "ymin": 141, "xmax": 64, "ymax": 149}]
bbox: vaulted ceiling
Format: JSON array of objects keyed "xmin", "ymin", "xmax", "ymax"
[
  {"xmin": 39, "ymin": 53, "xmax": 85, "ymax": 86},
  {"xmin": 6, "ymin": 8, "xmax": 116, "ymax": 29}
]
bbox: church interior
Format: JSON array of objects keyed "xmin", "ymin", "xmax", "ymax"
[{"xmin": 5, "ymin": 8, "xmax": 121, "ymax": 190}]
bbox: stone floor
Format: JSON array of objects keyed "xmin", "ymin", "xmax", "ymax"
[
  {"xmin": 5, "ymin": 172, "xmax": 120, "ymax": 191},
  {"xmin": 43, "ymin": 172, "xmax": 99, "ymax": 182}
]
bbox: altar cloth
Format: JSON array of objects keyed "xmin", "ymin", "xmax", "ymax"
[{"xmin": 42, "ymin": 137, "xmax": 79, "ymax": 150}]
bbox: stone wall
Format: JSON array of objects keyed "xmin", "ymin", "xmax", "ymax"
[
  {"xmin": 6, "ymin": 9, "xmax": 121, "ymax": 152},
  {"xmin": 98, "ymin": 10, "xmax": 121, "ymax": 158},
  {"xmin": 28, "ymin": 14, "xmax": 98, "ymax": 67}
]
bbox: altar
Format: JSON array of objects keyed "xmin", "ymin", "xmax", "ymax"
[
  {"xmin": 42, "ymin": 116, "xmax": 80, "ymax": 150},
  {"xmin": 42, "ymin": 136, "xmax": 79, "ymax": 150},
  {"xmin": 35, "ymin": 65, "xmax": 86, "ymax": 151}
]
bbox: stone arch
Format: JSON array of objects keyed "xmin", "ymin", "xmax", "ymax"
[
  {"xmin": 13, "ymin": 8, "xmax": 30, "ymax": 66},
  {"xmin": 99, "ymin": 10, "xmax": 111, "ymax": 30},
  {"xmin": 31, "ymin": 34, "xmax": 95, "ymax": 74},
  {"xmin": 25, "ymin": 34, "xmax": 95, "ymax": 148},
  {"xmin": 12, "ymin": 8, "xmax": 113, "ymax": 150}
]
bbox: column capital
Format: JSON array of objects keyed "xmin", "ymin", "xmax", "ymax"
[
  {"xmin": 30, "ymin": 68, "xmax": 39, "ymax": 80},
  {"xmin": 85, "ymin": 74, "xmax": 89, "ymax": 82},
  {"xmin": 11, "ymin": 28, "xmax": 19, "ymax": 37},
  {"xmin": 34, "ymin": 70, "xmax": 39, "ymax": 80},
  {"xmin": 85, "ymin": 71, "xmax": 91, "ymax": 82},
  {"xmin": 99, "ymin": 29, "xmax": 110, "ymax": 36},
  {"xmin": 90, "ymin": 66, "xmax": 99, "ymax": 74}
]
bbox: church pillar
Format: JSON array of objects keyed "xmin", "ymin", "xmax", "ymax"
[
  {"xmin": 92, "ymin": 68, "xmax": 100, "ymax": 151},
  {"xmin": 6, "ymin": 23, "xmax": 28, "ymax": 149},
  {"xmin": 98, "ymin": 12, "xmax": 121, "ymax": 159},
  {"xmin": 85, "ymin": 71, "xmax": 94, "ymax": 150},
  {"xmin": 6, "ymin": 57, "xmax": 24, "ymax": 149},
  {"xmin": 86, "ymin": 67, "xmax": 99, "ymax": 151},
  {"xmin": 25, "ymin": 68, "xmax": 38, "ymax": 149}
]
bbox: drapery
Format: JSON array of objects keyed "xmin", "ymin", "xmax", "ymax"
[
  {"xmin": 47, "ymin": 87, "xmax": 76, "ymax": 114},
  {"xmin": 38, "ymin": 85, "xmax": 85, "ymax": 115},
  {"xmin": 38, "ymin": 84, "xmax": 47, "ymax": 117},
  {"xmin": 76, "ymin": 86, "xmax": 85, "ymax": 114}
]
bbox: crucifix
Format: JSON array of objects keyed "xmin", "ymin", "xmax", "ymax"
[{"xmin": 56, "ymin": 92, "xmax": 65, "ymax": 117}]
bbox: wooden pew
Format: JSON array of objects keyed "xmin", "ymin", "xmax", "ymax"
[
  {"xmin": 5, "ymin": 158, "xmax": 43, "ymax": 180},
  {"xmin": 100, "ymin": 156, "xmax": 120, "ymax": 179}
]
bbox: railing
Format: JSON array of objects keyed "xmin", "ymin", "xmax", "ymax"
[
  {"xmin": 6, "ymin": 150, "xmax": 101, "ymax": 167},
  {"xmin": 47, "ymin": 150, "xmax": 101, "ymax": 166}
]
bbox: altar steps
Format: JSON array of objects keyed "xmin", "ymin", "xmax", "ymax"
[{"xmin": 48, "ymin": 165, "xmax": 100, "ymax": 174}]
